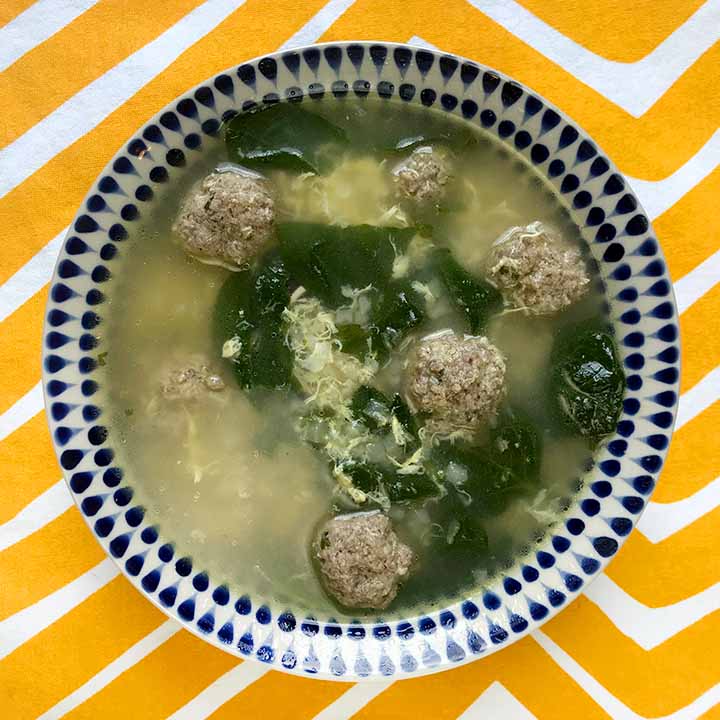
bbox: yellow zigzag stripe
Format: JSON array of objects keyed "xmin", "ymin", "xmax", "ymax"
[
  {"xmin": 0, "ymin": 0, "xmax": 717, "ymax": 294},
  {"xmin": 515, "ymin": 0, "xmax": 706, "ymax": 63},
  {"xmin": 1, "ymin": 1, "xmax": 717, "ymax": 718},
  {"xmin": 62, "ymin": 632, "xmax": 240, "ymax": 720},
  {"xmin": 543, "ymin": 596, "xmax": 720, "ymax": 717},
  {"xmin": 0, "ymin": 576, "xmax": 166, "ymax": 720},
  {"xmin": 0, "ymin": 0, "xmax": 207, "ymax": 151},
  {"xmin": 319, "ymin": 0, "xmax": 720, "ymax": 179},
  {"xmin": 0, "ymin": 0, "xmax": 36, "ymax": 28}
]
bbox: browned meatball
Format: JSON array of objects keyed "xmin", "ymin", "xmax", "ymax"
[
  {"xmin": 406, "ymin": 332, "xmax": 505, "ymax": 434},
  {"xmin": 393, "ymin": 146, "xmax": 450, "ymax": 204},
  {"xmin": 315, "ymin": 512, "xmax": 414, "ymax": 609},
  {"xmin": 485, "ymin": 221, "xmax": 590, "ymax": 315},
  {"xmin": 173, "ymin": 169, "xmax": 275, "ymax": 268}
]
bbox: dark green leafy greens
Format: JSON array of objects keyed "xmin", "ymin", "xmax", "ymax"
[
  {"xmin": 225, "ymin": 103, "xmax": 347, "ymax": 174},
  {"xmin": 371, "ymin": 280, "xmax": 426, "ymax": 357},
  {"xmin": 213, "ymin": 253, "xmax": 293, "ymax": 390},
  {"xmin": 350, "ymin": 385, "xmax": 393, "ymax": 431},
  {"xmin": 390, "ymin": 393, "xmax": 420, "ymax": 442},
  {"xmin": 383, "ymin": 126, "xmax": 478, "ymax": 157},
  {"xmin": 431, "ymin": 441, "xmax": 522, "ymax": 517},
  {"xmin": 422, "ymin": 410, "xmax": 542, "ymax": 559},
  {"xmin": 549, "ymin": 323, "xmax": 625, "ymax": 438},
  {"xmin": 277, "ymin": 222, "xmax": 415, "ymax": 307},
  {"xmin": 435, "ymin": 248, "xmax": 503, "ymax": 333},
  {"xmin": 340, "ymin": 385, "xmax": 430, "ymax": 502},
  {"xmin": 350, "ymin": 385, "xmax": 419, "ymax": 445},
  {"xmin": 341, "ymin": 459, "xmax": 439, "ymax": 503},
  {"xmin": 490, "ymin": 407, "xmax": 542, "ymax": 483},
  {"xmin": 400, "ymin": 413, "xmax": 543, "ymax": 592},
  {"xmin": 335, "ymin": 323, "xmax": 371, "ymax": 359},
  {"xmin": 278, "ymin": 223, "xmax": 427, "ymax": 360},
  {"xmin": 336, "ymin": 283, "xmax": 428, "ymax": 362}
]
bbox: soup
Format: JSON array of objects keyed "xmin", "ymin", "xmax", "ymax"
[{"xmin": 102, "ymin": 99, "xmax": 624, "ymax": 617}]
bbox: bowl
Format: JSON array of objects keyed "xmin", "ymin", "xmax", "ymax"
[{"xmin": 41, "ymin": 41, "xmax": 680, "ymax": 680}]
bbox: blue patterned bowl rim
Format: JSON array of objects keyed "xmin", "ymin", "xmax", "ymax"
[{"xmin": 41, "ymin": 41, "xmax": 680, "ymax": 680}]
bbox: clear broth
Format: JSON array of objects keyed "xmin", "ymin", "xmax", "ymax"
[{"xmin": 103, "ymin": 98, "xmax": 603, "ymax": 618}]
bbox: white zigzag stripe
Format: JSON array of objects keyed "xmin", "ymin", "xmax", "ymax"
[
  {"xmin": 0, "ymin": 0, "xmax": 101, "ymax": 73},
  {"xmin": 0, "ymin": 4, "xmax": 717, "ymax": 709},
  {"xmin": 279, "ymin": 0, "xmax": 357, "ymax": 51},
  {"xmin": 165, "ymin": 662, "xmax": 270, "ymax": 720},
  {"xmin": 35, "ymin": 619, "xmax": 180, "ymax": 720},
  {"xmin": 310, "ymin": 683, "xmax": 392, "ymax": 720},
  {"xmin": 310, "ymin": 681, "xmax": 540, "ymax": 720},
  {"xmin": 0, "ymin": 228, "xmax": 64, "ymax": 325},
  {"xmin": 674, "ymin": 247, "xmax": 720, "ymax": 315},
  {"xmin": 675, "ymin": 365, "xmax": 720, "ymax": 431},
  {"xmin": 0, "ymin": 557, "xmax": 119, "ymax": 661},
  {"xmin": 585, "ymin": 575, "xmax": 720, "ymax": 650},
  {"xmin": 0, "ymin": 0, "xmax": 248, "ymax": 201},
  {"xmin": 0, "ymin": 478, "xmax": 70, "ymax": 553},
  {"xmin": 466, "ymin": 0, "xmax": 720, "ymax": 117},
  {"xmin": 533, "ymin": 631, "xmax": 720, "ymax": 720},
  {"xmin": 0, "ymin": 380, "xmax": 42, "ymax": 442},
  {"xmin": 457, "ymin": 682, "xmax": 538, "ymax": 720},
  {"xmin": 638, "ymin": 475, "xmax": 720, "ymax": 543},
  {"xmin": 627, "ymin": 130, "xmax": 720, "ymax": 221}
]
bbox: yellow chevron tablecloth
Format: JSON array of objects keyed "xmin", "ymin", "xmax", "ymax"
[{"xmin": 1, "ymin": 1, "xmax": 719, "ymax": 718}]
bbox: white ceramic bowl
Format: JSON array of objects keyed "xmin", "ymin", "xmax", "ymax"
[{"xmin": 42, "ymin": 42, "xmax": 679, "ymax": 679}]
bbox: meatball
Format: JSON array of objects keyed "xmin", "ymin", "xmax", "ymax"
[
  {"xmin": 485, "ymin": 221, "xmax": 589, "ymax": 315},
  {"xmin": 315, "ymin": 512, "xmax": 414, "ymax": 609},
  {"xmin": 173, "ymin": 168, "xmax": 275, "ymax": 268},
  {"xmin": 406, "ymin": 332, "xmax": 505, "ymax": 433},
  {"xmin": 393, "ymin": 146, "xmax": 450, "ymax": 204},
  {"xmin": 161, "ymin": 364, "xmax": 225, "ymax": 401}
]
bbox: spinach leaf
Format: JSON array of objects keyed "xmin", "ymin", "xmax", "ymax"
[
  {"xmin": 384, "ymin": 471, "xmax": 439, "ymax": 502},
  {"xmin": 371, "ymin": 280, "xmax": 426, "ymax": 355},
  {"xmin": 341, "ymin": 460, "xmax": 384, "ymax": 495},
  {"xmin": 336, "ymin": 324, "xmax": 372, "ymax": 359},
  {"xmin": 350, "ymin": 385, "xmax": 393, "ymax": 431},
  {"xmin": 225, "ymin": 103, "xmax": 348, "ymax": 174},
  {"xmin": 436, "ymin": 248, "xmax": 503, "ymax": 333},
  {"xmin": 390, "ymin": 393, "xmax": 419, "ymax": 441},
  {"xmin": 383, "ymin": 126, "xmax": 477, "ymax": 157},
  {"xmin": 213, "ymin": 268, "xmax": 254, "ymax": 353},
  {"xmin": 490, "ymin": 407, "xmax": 542, "ymax": 484},
  {"xmin": 250, "ymin": 252, "xmax": 291, "ymax": 317},
  {"xmin": 431, "ymin": 441, "xmax": 526, "ymax": 517},
  {"xmin": 341, "ymin": 460, "xmax": 439, "ymax": 503},
  {"xmin": 431, "ymin": 488, "xmax": 489, "ymax": 555},
  {"xmin": 278, "ymin": 224, "xmax": 429, "ymax": 358},
  {"xmin": 277, "ymin": 223, "xmax": 415, "ymax": 307},
  {"xmin": 549, "ymin": 323, "xmax": 625, "ymax": 438},
  {"xmin": 213, "ymin": 253, "xmax": 293, "ymax": 390},
  {"xmin": 350, "ymin": 386, "xmax": 420, "ymax": 444},
  {"xmin": 276, "ymin": 223, "xmax": 330, "ymax": 300},
  {"xmin": 245, "ymin": 321, "xmax": 294, "ymax": 389}
]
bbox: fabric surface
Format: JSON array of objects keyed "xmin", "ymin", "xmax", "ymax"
[{"xmin": 1, "ymin": 0, "xmax": 719, "ymax": 717}]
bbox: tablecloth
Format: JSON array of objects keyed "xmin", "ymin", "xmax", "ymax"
[{"xmin": 1, "ymin": 1, "xmax": 719, "ymax": 718}]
